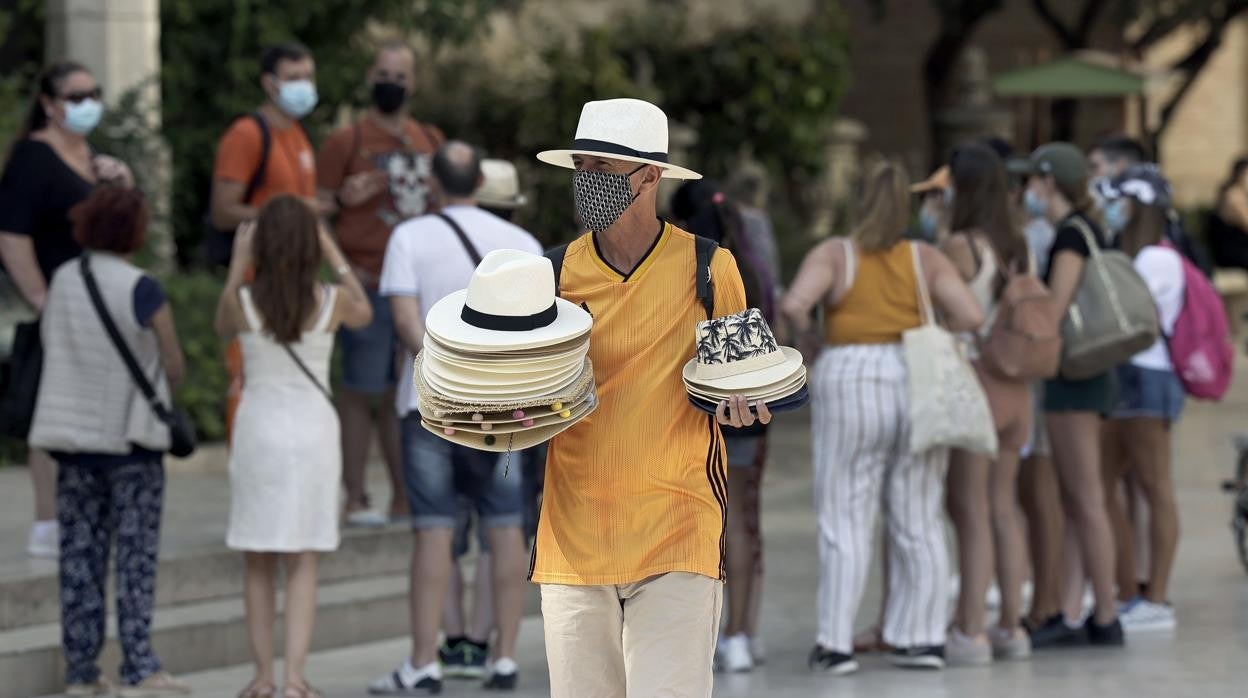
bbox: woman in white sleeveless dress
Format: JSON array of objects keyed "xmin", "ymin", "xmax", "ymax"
[{"xmin": 214, "ymin": 197, "xmax": 372, "ymax": 698}]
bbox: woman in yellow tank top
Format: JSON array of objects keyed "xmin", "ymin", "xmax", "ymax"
[{"xmin": 780, "ymin": 161, "xmax": 982, "ymax": 675}]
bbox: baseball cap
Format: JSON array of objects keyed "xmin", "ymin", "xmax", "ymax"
[{"xmin": 1018, "ymin": 142, "xmax": 1089, "ymax": 189}]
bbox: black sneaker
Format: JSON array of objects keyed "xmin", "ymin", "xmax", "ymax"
[
  {"xmin": 808, "ymin": 646, "xmax": 859, "ymax": 675},
  {"xmin": 1028, "ymin": 614, "xmax": 1088, "ymax": 649},
  {"xmin": 1085, "ymin": 616, "xmax": 1126, "ymax": 647},
  {"xmin": 440, "ymin": 639, "xmax": 488, "ymax": 679},
  {"xmin": 483, "ymin": 658, "xmax": 518, "ymax": 691},
  {"xmin": 888, "ymin": 646, "xmax": 945, "ymax": 670}
]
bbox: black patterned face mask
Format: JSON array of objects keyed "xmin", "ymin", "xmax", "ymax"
[{"xmin": 572, "ymin": 165, "xmax": 644, "ymax": 233}]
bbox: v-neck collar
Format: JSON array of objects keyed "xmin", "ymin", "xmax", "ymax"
[{"xmin": 590, "ymin": 218, "xmax": 669, "ymax": 282}]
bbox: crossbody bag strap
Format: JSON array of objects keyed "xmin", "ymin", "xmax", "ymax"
[
  {"xmin": 1067, "ymin": 215, "xmax": 1103, "ymax": 261},
  {"xmin": 283, "ymin": 344, "xmax": 334, "ymax": 405},
  {"xmin": 910, "ymin": 242, "xmax": 937, "ymax": 325},
  {"xmin": 79, "ymin": 255, "xmax": 171, "ymax": 421},
  {"xmin": 243, "ymin": 112, "xmax": 271, "ymax": 204},
  {"xmin": 437, "ymin": 211, "xmax": 483, "ymax": 266}
]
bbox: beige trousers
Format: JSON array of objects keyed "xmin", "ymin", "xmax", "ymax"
[{"xmin": 541, "ymin": 572, "xmax": 723, "ymax": 698}]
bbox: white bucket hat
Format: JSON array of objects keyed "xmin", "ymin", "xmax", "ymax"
[
  {"xmin": 536, "ymin": 98, "xmax": 701, "ymax": 180},
  {"xmin": 477, "ymin": 159, "xmax": 528, "ymax": 210},
  {"xmin": 424, "ymin": 249, "xmax": 593, "ymax": 351},
  {"xmin": 681, "ymin": 308, "xmax": 805, "ymax": 392}
]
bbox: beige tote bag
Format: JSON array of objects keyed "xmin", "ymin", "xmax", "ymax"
[{"xmin": 902, "ymin": 243, "xmax": 998, "ymax": 457}]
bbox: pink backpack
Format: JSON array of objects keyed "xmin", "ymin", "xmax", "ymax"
[{"xmin": 1163, "ymin": 241, "xmax": 1233, "ymax": 400}]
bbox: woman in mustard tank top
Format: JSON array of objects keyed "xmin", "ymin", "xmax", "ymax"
[{"xmin": 781, "ymin": 161, "xmax": 983, "ymax": 675}]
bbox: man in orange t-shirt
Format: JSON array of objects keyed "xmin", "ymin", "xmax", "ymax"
[
  {"xmin": 316, "ymin": 41, "xmax": 444, "ymax": 526},
  {"xmin": 210, "ymin": 41, "xmax": 330, "ymax": 442}
]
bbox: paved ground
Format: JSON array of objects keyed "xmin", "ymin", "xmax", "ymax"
[
  {"xmin": 13, "ymin": 362, "xmax": 1248, "ymax": 696},
  {"xmin": 172, "ymin": 379, "xmax": 1248, "ymax": 697}
]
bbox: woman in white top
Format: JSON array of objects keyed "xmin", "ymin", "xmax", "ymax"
[
  {"xmin": 939, "ymin": 143, "xmax": 1034, "ymax": 665},
  {"xmin": 214, "ymin": 196, "xmax": 371, "ymax": 698},
  {"xmin": 1098, "ymin": 171, "xmax": 1185, "ymax": 633}
]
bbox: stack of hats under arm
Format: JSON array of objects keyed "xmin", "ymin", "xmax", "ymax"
[
  {"xmin": 683, "ymin": 308, "xmax": 809, "ymax": 415},
  {"xmin": 417, "ymin": 249, "xmax": 596, "ymax": 452}
]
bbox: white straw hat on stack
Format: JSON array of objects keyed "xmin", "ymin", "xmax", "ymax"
[
  {"xmin": 682, "ymin": 308, "xmax": 808, "ymax": 414},
  {"xmin": 418, "ymin": 249, "xmax": 596, "ymax": 451}
]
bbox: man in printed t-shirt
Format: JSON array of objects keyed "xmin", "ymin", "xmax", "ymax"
[{"xmin": 316, "ymin": 41, "xmax": 445, "ymax": 527}]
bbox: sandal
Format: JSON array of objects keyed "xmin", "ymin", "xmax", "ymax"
[
  {"xmin": 283, "ymin": 682, "xmax": 324, "ymax": 698},
  {"xmin": 116, "ymin": 672, "xmax": 192, "ymax": 697},
  {"xmin": 237, "ymin": 679, "xmax": 276, "ymax": 698}
]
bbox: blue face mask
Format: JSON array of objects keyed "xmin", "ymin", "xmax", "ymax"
[
  {"xmin": 276, "ymin": 79, "xmax": 318, "ymax": 119},
  {"xmin": 1023, "ymin": 189, "xmax": 1048, "ymax": 218},
  {"xmin": 1104, "ymin": 198, "xmax": 1129, "ymax": 233},
  {"xmin": 919, "ymin": 208, "xmax": 941, "ymax": 240},
  {"xmin": 63, "ymin": 98, "xmax": 103, "ymax": 135}
]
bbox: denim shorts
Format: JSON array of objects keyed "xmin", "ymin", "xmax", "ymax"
[
  {"xmin": 401, "ymin": 415, "xmax": 523, "ymax": 530},
  {"xmin": 337, "ymin": 287, "xmax": 397, "ymax": 395},
  {"xmin": 1112, "ymin": 363, "xmax": 1185, "ymax": 421}
]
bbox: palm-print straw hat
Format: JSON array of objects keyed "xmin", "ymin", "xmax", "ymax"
[{"xmin": 682, "ymin": 308, "xmax": 804, "ymax": 393}]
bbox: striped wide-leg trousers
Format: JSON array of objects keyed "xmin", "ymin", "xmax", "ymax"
[{"xmin": 811, "ymin": 344, "xmax": 949, "ymax": 654}]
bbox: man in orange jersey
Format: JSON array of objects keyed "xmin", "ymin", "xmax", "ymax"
[{"xmin": 532, "ymin": 98, "xmax": 770, "ymax": 697}]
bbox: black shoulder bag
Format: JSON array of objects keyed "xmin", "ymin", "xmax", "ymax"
[{"xmin": 80, "ymin": 256, "xmax": 196, "ymax": 458}]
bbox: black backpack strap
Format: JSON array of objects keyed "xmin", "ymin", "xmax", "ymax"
[
  {"xmin": 544, "ymin": 243, "xmax": 570, "ymax": 298},
  {"xmin": 79, "ymin": 255, "xmax": 172, "ymax": 422},
  {"xmin": 694, "ymin": 235, "xmax": 718, "ymax": 319},
  {"xmin": 437, "ymin": 211, "xmax": 483, "ymax": 266},
  {"xmin": 243, "ymin": 112, "xmax": 271, "ymax": 204}
]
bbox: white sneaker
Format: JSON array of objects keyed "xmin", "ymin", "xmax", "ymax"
[
  {"xmin": 945, "ymin": 628, "xmax": 992, "ymax": 667},
  {"xmin": 716, "ymin": 633, "xmax": 754, "ymax": 673},
  {"xmin": 346, "ymin": 508, "xmax": 389, "ymax": 527},
  {"xmin": 27, "ymin": 520, "xmax": 58, "ymax": 558},
  {"xmin": 1118, "ymin": 599, "xmax": 1176, "ymax": 632},
  {"xmin": 368, "ymin": 659, "xmax": 442, "ymax": 695}
]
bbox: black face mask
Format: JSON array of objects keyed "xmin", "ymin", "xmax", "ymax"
[{"xmin": 371, "ymin": 81, "xmax": 407, "ymax": 114}]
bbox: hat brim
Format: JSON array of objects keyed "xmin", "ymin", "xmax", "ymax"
[
  {"xmin": 423, "ymin": 359, "xmax": 584, "ymax": 394},
  {"xmin": 429, "ymin": 390, "xmax": 596, "ymax": 426},
  {"xmin": 425, "ymin": 290, "xmax": 593, "ymax": 351},
  {"xmin": 420, "ymin": 399, "xmax": 596, "ymax": 452},
  {"xmin": 535, "ymin": 149, "xmax": 701, "ymax": 180},
  {"xmin": 477, "ymin": 194, "xmax": 528, "ymax": 210},
  {"xmin": 422, "ymin": 349, "xmax": 587, "ymax": 376},
  {"xmin": 428, "ymin": 395, "xmax": 596, "ymax": 434},
  {"xmin": 1006, "ymin": 158, "xmax": 1039, "ymax": 176},
  {"xmin": 425, "ymin": 334, "xmax": 589, "ymax": 365},
  {"xmin": 687, "ymin": 384, "xmax": 810, "ymax": 415},
  {"xmin": 686, "ymin": 372, "xmax": 807, "ymax": 402},
  {"xmin": 682, "ymin": 347, "xmax": 805, "ymax": 392}
]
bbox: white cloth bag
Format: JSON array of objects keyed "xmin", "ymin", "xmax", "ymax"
[{"xmin": 902, "ymin": 243, "xmax": 998, "ymax": 457}]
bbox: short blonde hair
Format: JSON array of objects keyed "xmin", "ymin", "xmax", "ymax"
[{"xmin": 851, "ymin": 159, "xmax": 912, "ymax": 252}]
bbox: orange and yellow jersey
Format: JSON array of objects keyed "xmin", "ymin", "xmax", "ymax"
[{"xmin": 530, "ymin": 222, "xmax": 747, "ymax": 586}]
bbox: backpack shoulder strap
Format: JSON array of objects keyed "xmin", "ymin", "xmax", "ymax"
[
  {"xmin": 545, "ymin": 243, "xmax": 570, "ymax": 298},
  {"xmin": 695, "ymin": 235, "xmax": 719, "ymax": 319},
  {"xmin": 243, "ymin": 112, "xmax": 271, "ymax": 204},
  {"xmin": 436, "ymin": 211, "xmax": 483, "ymax": 266}
]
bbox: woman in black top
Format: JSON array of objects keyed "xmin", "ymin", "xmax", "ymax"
[
  {"xmin": 0, "ymin": 61, "xmax": 133, "ymax": 559},
  {"xmin": 1021, "ymin": 143, "xmax": 1124, "ymax": 648}
]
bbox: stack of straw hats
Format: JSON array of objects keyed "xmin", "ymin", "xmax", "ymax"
[
  {"xmin": 682, "ymin": 308, "xmax": 808, "ymax": 415},
  {"xmin": 416, "ymin": 249, "xmax": 596, "ymax": 452}
]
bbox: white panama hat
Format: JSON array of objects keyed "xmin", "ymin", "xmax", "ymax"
[
  {"xmin": 477, "ymin": 159, "xmax": 528, "ymax": 210},
  {"xmin": 536, "ymin": 98, "xmax": 701, "ymax": 180},
  {"xmin": 424, "ymin": 249, "xmax": 593, "ymax": 351}
]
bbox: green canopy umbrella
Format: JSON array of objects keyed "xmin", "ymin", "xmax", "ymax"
[{"xmin": 993, "ymin": 55, "xmax": 1146, "ymax": 98}]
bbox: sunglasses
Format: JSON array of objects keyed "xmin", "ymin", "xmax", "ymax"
[{"xmin": 60, "ymin": 87, "xmax": 103, "ymax": 103}]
